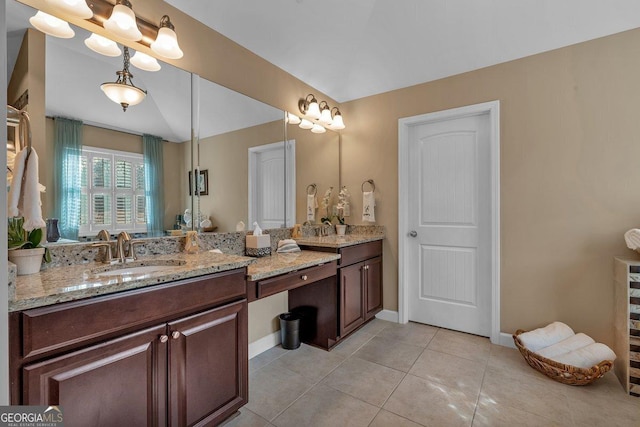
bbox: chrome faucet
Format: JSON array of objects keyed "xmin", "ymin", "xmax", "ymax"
[{"xmin": 115, "ymin": 231, "xmax": 132, "ymax": 263}]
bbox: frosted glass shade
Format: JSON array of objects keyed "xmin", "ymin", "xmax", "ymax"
[
  {"xmin": 101, "ymin": 82, "xmax": 146, "ymax": 111},
  {"xmin": 287, "ymin": 113, "xmax": 301, "ymax": 125},
  {"xmin": 306, "ymin": 100, "xmax": 321, "ymax": 120},
  {"xmin": 47, "ymin": 0, "xmax": 93, "ymax": 19},
  {"xmin": 84, "ymin": 34, "xmax": 121, "ymax": 57},
  {"xmin": 151, "ymin": 27, "xmax": 184, "ymax": 59},
  {"xmin": 299, "ymin": 119, "xmax": 314, "ymax": 130},
  {"xmin": 130, "ymin": 51, "xmax": 161, "ymax": 72},
  {"xmin": 29, "ymin": 11, "xmax": 74, "ymax": 38},
  {"xmin": 104, "ymin": 3, "xmax": 142, "ymax": 41},
  {"xmin": 328, "ymin": 113, "xmax": 345, "ymax": 130},
  {"xmin": 318, "ymin": 108, "xmax": 333, "ymax": 126},
  {"xmin": 311, "ymin": 124, "xmax": 326, "ymax": 134}
]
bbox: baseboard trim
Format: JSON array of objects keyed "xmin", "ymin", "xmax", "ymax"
[
  {"xmin": 248, "ymin": 331, "xmax": 281, "ymax": 359},
  {"xmin": 499, "ymin": 332, "xmax": 516, "ymax": 348},
  {"xmin": 376, "ymin": 310, "xmax": 399, "ymax": 323}
]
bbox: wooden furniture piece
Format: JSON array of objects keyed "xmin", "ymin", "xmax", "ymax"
[
  {"xmin": 613, "ymin": 258, "xmax": 640, "ymax": 397},
  {"xmin": 293, "ymin": 240, "xmax": 383, "ymax": 349},
  {"xmin": 10, "ymin": 268, "xmax": 248, "ymax": 426}
]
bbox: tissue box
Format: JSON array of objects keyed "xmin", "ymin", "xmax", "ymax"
[{"xmin": 246, "ymin": 234, "xmax": 271, "ymax": 257}]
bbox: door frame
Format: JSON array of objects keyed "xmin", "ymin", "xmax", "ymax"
[
  {"xmin": 248, "ymin": 140, "xmax": 295, "ymax": 228},
  {"xmin": 398, "ymin": 100, "xmax": 501, "ymax": 344}
]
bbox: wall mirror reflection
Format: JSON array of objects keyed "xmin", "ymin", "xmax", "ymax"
[{"xmin": 6, "ymin": 0, "xmax": 341, "ymax": 241}]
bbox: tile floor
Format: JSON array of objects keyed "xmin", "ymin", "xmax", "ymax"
[{"xmin": 222, "ymin": 320, "xmax": 638, "ymax": 427}]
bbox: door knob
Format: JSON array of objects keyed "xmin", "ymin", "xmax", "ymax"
[{"xmin": 409, "ymin": 230, "xmax": 417, "ymax": 237}]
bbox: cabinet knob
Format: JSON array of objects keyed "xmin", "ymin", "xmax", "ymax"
[
  {"xmin": 301, "ymin": 275, "xmax": 308, "ymax": 281},
  {"xmin": 365, "ymin": 265, "xmax": 369, "ymax": 270},
  {"xmin": 159, "ymin": 335, "xmax": 169, "ymax": 343},
  {"xmin": 171, "ymin": 331, "xmax": 181, "ymax": 339}
]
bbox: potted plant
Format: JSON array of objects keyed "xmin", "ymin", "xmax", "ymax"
[
  {"xmin": 335, "ymin": 186, "xmax": 350, "ymax": 236},
  {"xmin": 8, "ymin": 217, "xmax": 51, "ymax": 275}
]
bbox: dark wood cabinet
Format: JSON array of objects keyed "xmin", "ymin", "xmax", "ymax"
[
  {"xmin": 339, "ymin": 262, "xmax": 365, "ymax": 336},
  {"xmin": 11, "ymin": 269, "xmax": 248, "ymax": 427},
  {"xmin": 294, "ymin": 240, "xmax": 383, "ymax": 349}
]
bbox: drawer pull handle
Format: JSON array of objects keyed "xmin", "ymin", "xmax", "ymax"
[
  {"xmin": 171, "ymin": 331, "xmax": 181, "ymax": 339},
  {"xmin": 301, "ymin": 275, "xmax": 308, "ymax": 281},
  {"xmin": 160, "ymin": 335, "xmax": 169, "ymax": 343}
]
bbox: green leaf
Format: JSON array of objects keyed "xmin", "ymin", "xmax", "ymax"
[
  {"xmin": 28, "ymin": 228, "xmax": 43, "ymax": 247},
  {"xmin": 43, "ymin": 248, "xmax": 51, "ymax": 263}
]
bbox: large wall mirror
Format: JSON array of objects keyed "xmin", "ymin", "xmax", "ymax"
[{"xmin": 6, "ymin": 0, "xmax": 340, "ymax": 241}]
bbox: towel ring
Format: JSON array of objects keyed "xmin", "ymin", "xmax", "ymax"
[
  {"xmin": 361, "ymin": 179, "xmax": 375, "ymax": 192},
  {"xmin": 306, "ymin": 183, "xmax": 317, "ymax": 196}
]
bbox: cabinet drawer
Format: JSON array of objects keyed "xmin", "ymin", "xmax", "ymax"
[
  {"xmin": 339, "ymin": 240, "xmax": 382, "ymax": 266},
  {"xmin": 257, "ymin": 261, "xmax": 337, "ymax": 299},
  {"xmin": 21, "ymin": 269, "xmax": 246, "ymax": 360}
]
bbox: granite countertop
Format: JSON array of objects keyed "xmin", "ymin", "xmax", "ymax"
[
  {"xmin": 247, "ymin": 250, "xmax": 341, "ymax": 281},
  {"xmin": 294, "ymin": 233, "xmax": 385, "ymax": 248},
  {"xmin": 9, "ymin": 251, "xmax": 255, "ymax": 312}
]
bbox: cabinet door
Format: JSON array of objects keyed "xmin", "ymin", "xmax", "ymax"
[
  {"xmin": 168, "ymin": 299, "xmax": 248, "ymax": 427},
  {"xmin": 23, "ymin": 325, "xmax": 168, "ymax": 427},
  {"xmin": 365, "ymin": 256, "xmax": 383, "ymax": 320},
  {"xmin": 340, "ymin": 262, "xmax": 365, "ymax": 336}
]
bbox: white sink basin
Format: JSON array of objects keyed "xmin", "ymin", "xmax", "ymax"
[{"xmin": 94, "ymin": 265, "xmax": 182, "ymax": 277}]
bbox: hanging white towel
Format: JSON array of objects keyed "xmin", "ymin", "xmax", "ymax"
[
  {"xmin": 362, "ymin": 191, "xmax": 375, "ymax": 222},
  {"xmin": 306, "ymin": 194, "xmax": 318, "ymax": 222},
  {"xmin": 8, "ymin": 148, "xmax": 46, "ymax": 231}
]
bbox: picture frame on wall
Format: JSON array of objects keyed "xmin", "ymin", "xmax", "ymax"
[{"xmin": 189, "ymin": 169, "xmax": 209, "ymax": 196}]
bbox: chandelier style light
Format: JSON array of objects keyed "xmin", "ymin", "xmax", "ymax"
[{"xmin": 100, "ymin": 47, "xmax": 147, "ymax": 111}]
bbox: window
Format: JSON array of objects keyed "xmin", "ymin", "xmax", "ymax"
[{"xmin": 79, "ymin": 146, "xmax": 146, "ymax": 236}]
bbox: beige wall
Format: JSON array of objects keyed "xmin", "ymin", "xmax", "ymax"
[
  {"xmin": 44, "ymin": 119, "xmax": 184, "ymax": 231},
  {"xmin": 340, "ymin": 28, "xmax": 640, "ymax": 346}
]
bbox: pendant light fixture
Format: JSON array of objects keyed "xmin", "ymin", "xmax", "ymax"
[
  {"xmin": 29, "ymin": 11, "xmax": 75, "ymax": 38},
  {"xmin": 46, "ymin": 0, "xmax": 92, "ymax": 19},
  {"xmin": 84, "ymin": 33, "xmax": 122, "ymax": 57},
  {"xmin": 130, "ymin": 50, "xmax": 161, "ymax": 72},
  {"xmin": 104, "ymin": 0, "xmax": 142, "ymax": 41},
  {"xmin": 318, "ymin": 101, "xmax": 333, "ymax": 126},
  {"xmin": 100, "ymin": 46, "xmax": 147, "ymax": 111},
  {"xmin": 150, "ymin": 15, "xmax": 184, "ymax": 59},
  {"xmin": 292, "ymin": 94, "xmax": 346, "ymax": 133},
  {"xmin": 299, "ymin": 94, "xmax": 321, "ymax": 120}
]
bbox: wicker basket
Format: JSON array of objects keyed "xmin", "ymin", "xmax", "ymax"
[{"xmin": 512, "ymin": 329, "xmax": 613, "ymax": 386}]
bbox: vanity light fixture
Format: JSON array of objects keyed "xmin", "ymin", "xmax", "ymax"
[
  {"xmin": 47, "ymin": 0, "xmax": 93, "ymax": 19},
  {"xmin": 150, "ymin": 15, "xmax": 184, "ymax": 59},
  {"xmin": 299, "ymin": 94, "xmax": 321, "ymax": 120},
  {"xmin": 104, "ymin": 0, "xmax": 142, "ymax": 41},
  {"xmin": 100, "ymin": 47, "xmax": 147, "ymax": 111},
  {"xmin": 29, "ymin": 11, "xmax": 75, "ymax": 38},
  {"xmin": 130, "ymin": 50, "xmax": 161, "ymax": 71},
  {"xmin": 299, "ymin": 119, "xmax": 314, "ymax": 130},
  {"xmin": 328, "ymin": 107, "xmax": 345, "ymax": 130},
  {"xmin": 311, "ymin": 123, "xmax": 326, "ymax": 134},
  {"xmin": 84, "ymin": 33, "xmax": 122, "ymax": 57},
  {"xmin": 286, "ymin": 112, "xmax": 301, "ymax": 125}
]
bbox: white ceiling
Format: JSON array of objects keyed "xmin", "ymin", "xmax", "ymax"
[{"xmin": 166, "ymin": 0, "xmax": 640, "ymax": 103}]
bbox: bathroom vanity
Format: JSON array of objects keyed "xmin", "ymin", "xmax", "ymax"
[{"xmin": 8, "ymin": 252, "xmax": 254, "ymax": 427}]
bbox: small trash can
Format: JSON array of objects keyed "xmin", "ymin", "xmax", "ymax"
[{"xmin": 279, "ymin": 312, "xmax": 301, "ymax": 350}]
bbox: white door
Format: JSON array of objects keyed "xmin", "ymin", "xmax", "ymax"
[
  {"xmin": 248, "ymin": 141, "xmax": 295, "ymax": 229},
  {"xmin": 406, "ymin": 113, "xmax": 491, "ymax": 336}
]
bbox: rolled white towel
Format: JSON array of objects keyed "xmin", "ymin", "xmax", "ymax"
[
  {"xmin": 551, "ymin": 343, "xmax": 616, "ymax": 369},
  {"xmin": 518, "ymin": 322, "xmax": 575, "ymax": 353},
  {"xmin": 625, "ymin": 229, "xmax": 640, "ymax": 250},
  {"xmin": 536, "ymin": 333, "xmax": 595, "ymax": 359},
  {"xmin": 209, "ymin": 249, "xmax": 223, "ymax": 254}
]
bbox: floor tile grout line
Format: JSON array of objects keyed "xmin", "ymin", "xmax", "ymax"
[{"xmin": 469, "ymin": 343, "xmax": 493, "ymax": 426}]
